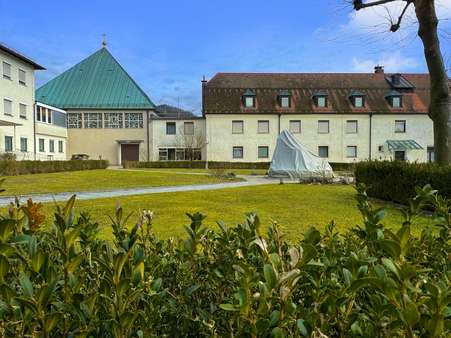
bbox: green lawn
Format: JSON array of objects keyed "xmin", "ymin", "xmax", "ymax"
[
  {"xmin": 1, "ymin": 169, "xmax": 241, "ymax": 196},
  {"xmin": 137, "ymin": 168, "xmax": 268, "ymax": 175},
  {"xmin": 32, "ymin": 184, "xmax": 432, "ymax": 242}
]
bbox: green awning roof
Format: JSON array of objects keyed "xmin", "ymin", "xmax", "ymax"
[{"xmin": 386, "ymin": 140, "xmax": 423, "ymax": 151}]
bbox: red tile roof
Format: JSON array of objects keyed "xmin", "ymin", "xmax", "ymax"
[{"xmin": 203, "ymin": 72, "xmax": 431, "ymax": 115}]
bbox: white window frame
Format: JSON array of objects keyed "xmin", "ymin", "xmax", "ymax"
[
  {"xmin": 84, "ymin": 113, "xmax": 103, "ymax": 129},
  {"xmin": 38, "ymin": 138, "xmax": 45, "ymax": 152},
  {"xmin": 317, "ymin": 96, "xmax": 327, "ymax": 108},
  {"xmin": 67, "ymin": 113, "xmax": 82, "ymax": 128},
  {"xmin": 2, "ymin": 62, "xmax": 11, "ymax": 79},
  {"xmin": 318, "ymin": 120, "xmax": 330, "ymax": 134},
  {"xmin": 159, "ymin": 148, "xmax": 168, "ymax": 161},
  {"xmin": 104, "ymin": 112, "xmax": 123, "ymax": 129},
  {"xmin": 18, "ymin": 69, "xmax": 26, "ymax": 85},
  {"xmin": 49, "ymin": 139, "xmax": 55, "ymax": 153},
  {"xmin": 346, "ymin": 146, "xmax": 357, "ymax": 158},
  {"xmin": 166, "ymin": 122, "xmax": 176, "ymax": 135},
  {"xmin": 58, "ymin": 140, "xmax": 64, "ymax": 153},
  {"xmin": 280, "ymin": 96, "xmax": 290, "ymax": 108},
  {"xmin": 20, "ymin": 137, "xmax": 27, "ymax": 152},
  {"xmin": 354, "ymin": 96, "xmax": 364, "ymax": 108},
  {"xmin": 19, "ymin": 103, "xmax": 27, "ymax": 119},
  {"xmin": 3, "ymin": 98, "xmax": 12, "ymax": 116},
  {"xmin": 232, "ymin": 120, "xmax": 244, "ymax": 134},
  {"xmin": 289, "ymin": 120, "xmax": 301, "ymax": 134},
  {"xmin": 346, "ymin": 120, "xmax": 358, "ymax": 134},
  {"xmin": 258, "ymin": 146, "xmax": 269, "ymax": 159},
  {"xmin": 392, "ymin": 96, "xmax": 401, "ymax": 108},
  {"xmin": 4, "ymin": 136, "xmax": 13, "ymax": 152},
  {"xmin": 257, "ymin": 120, "xmax": 269, "ymax": 134},
  {"xmin": 244, "ymin": 96, "xmax": 255, "ymax": 108},
  {"xmin": 124, "ymin": 113, "xmax": 143, "ymax": 128},
  {"xmin": 184, "ymin": 122, "xmax": 194, "ymax": 135}
]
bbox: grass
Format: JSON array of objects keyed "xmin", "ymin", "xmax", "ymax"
[
  {"xmin": 26, "ymin": 184, "xmax": 433, "ymax": 242},
  {"xmin": 2, "ymin": 169, "xmax": 241, "ymax": 196}
]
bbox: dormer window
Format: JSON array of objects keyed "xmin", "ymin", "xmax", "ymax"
[
  {"xmin": 243, "ymin": 89, "xmax": 256, "ymax": 108},
  {"xmin": 278, "ymin": 90, "xmax": 291, "ymax": 108},
  {"xmin": 385, "ymin": 90, "xmax": 403, "ymax": 108},
  {"xmin": 349, "ymin": 90, "xmax": 365, "ymax": 108},
  {"xmin": 312, "ymin": 90, "xmax": 328, "ymax": 108}
]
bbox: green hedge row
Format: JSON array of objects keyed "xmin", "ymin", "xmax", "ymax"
[
  {"xmin": 0, "ymin": 160, "xmax": 109, "ymax": 176},
  {"xmin": 123, "ymin": 161, "xmax": 355, "ymax": 171},
  {"xmin": 355, "ymin": 160, "xmax": 451, "ymax": 204}
]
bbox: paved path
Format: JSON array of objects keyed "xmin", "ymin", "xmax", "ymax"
[{"xmin": 0, "ymin": 175, "xmax": 281, "ymax": 206}]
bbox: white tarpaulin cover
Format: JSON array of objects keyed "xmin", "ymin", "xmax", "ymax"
[{"xmin": 269, "ymin": 130, "xmax": 333, "ymax": 179}]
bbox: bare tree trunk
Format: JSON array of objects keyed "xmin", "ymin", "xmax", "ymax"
[{"xmin": 415, "ymin": 0, "xmax": 451, "ymax": 165}]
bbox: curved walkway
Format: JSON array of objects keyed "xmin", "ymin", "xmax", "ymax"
[{"xmin": 0, "ymin": 176, "xmax": 279, "ymax": 206}]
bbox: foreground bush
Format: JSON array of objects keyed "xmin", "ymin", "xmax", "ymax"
[
  {"xmin": 0, "ymin": 185, "xmax": 449, "ymax": 337},
  {"xmin": 355, "ymin": 160, "xmax": 451, "ymax": 204},
  {"xmin": 0, "ymin": 159, "xmax": 109, "ymax": 176}
]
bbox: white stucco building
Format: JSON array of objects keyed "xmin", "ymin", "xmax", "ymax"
[{"xmin": 202, "ymin": 69, "xmax": 434, "ymax": 163}]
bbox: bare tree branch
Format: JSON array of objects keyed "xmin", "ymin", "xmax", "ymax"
[
  {"xmin": 390, "ymin": 1, "xmax": 413, "ymax": 32},
  {"xmin": 353, "ymin": 0, "xmax": 399, "ymax": 11}
]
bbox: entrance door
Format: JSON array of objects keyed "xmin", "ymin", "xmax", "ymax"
[{"xmin": 121, "ymin": 144, "xmax": 139, "ymax": 163}]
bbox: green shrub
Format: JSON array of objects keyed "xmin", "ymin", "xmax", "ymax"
[
  {"xmin": 123, "ymin": 160, "xmax": 271, "ymax": 170},
  {"xmin": 355, "ymin": 160, "xmax": 451, "ymax": 204},
  {"xmin": 0, "ymin": 159, "xmax": 109, "ymax": 176},
  {"xmin": 0, "ymin": 183, "xmax": 449, "ymax": 336}
]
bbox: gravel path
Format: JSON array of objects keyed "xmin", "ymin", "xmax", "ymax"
[{"xmin": 0, "ymin": 176, "xmax": 279, "ymax": 206}]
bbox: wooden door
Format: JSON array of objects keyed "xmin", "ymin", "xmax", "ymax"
[{"xmin": 121, "ymin": 144, "xmax": 139, "ymax": 162}]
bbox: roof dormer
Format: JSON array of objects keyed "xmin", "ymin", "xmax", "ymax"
[
  {"xmin": 278, "ymin": 89, "xmax": 292, "ymax": 108},
  {"xmin": 349, "ymin": 90, "xmax": 365, "ymax": 108},
  {"xmin": 385, "ymin": 90, "xmax": 403, "ymax": 108},
  {"xmin": 312, "ymin": 89, "xmax": 328, "ymax": 107},
  {"xmin": 242, "ymin": 89, "xmax": 256, "ymax": 108}
]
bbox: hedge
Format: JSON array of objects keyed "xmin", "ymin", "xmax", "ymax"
[
  {"xmin": 355, "ymin": 160, "xmax": 451, "ymax": 204},
  {"xmin": 123, "ymin": 160, "xmax": 355, "ymax": 172},
  {"xmin": 0, "ymin": 160, "xmax": 109, "ymax": 176}
]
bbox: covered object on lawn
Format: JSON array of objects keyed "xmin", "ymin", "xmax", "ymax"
[{"xmin": 269, "ymin": 130, "xmax": 333, "ymax": 179}]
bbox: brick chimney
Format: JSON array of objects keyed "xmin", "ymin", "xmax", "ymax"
[{"xmin": 374, "ymin": 65, "xmax": 384, "ymax": 74}]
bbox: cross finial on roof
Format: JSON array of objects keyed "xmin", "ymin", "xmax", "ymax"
[{"xmin": 101, "ymin": 34, "xmax": 107, "ymax": 48}]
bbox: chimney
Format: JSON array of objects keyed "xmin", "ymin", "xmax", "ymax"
[
  {"xmin": 391, "ymin": 73, "xmax": 401, "ymax": 85},
  {"xmin": 374, "ymin": 65, "xmax": 384, "ymax": 74},
  {"xmin": 201, "ymin": 75, "xmax": 207, "ymax": 86}
]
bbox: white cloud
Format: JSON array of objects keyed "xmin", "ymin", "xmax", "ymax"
[{"xmin": 351, "ymin": 51, "xmax": 419, "ymax": 73}]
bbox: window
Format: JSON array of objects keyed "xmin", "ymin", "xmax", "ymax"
[
  {"xmin": 20, "ymin": 137, "xmax": 27, "ymax": 152},
  {"xmin": 346, "ymin": 120, "xmax": 358, "ymax": 134},
  {"xmin": 318, "ymin": 146, "xmax": 329, "ymax": 158},
  {"xmin": 18, "ymin": 69, "xmax": 26, "ymax": 85},
  {"xmin": 4, "ymin": 136, "xmax": 13, "ymax": 152},
  {"xmin": 159, "ymin": 149, "xmax": 168, "ymax": 161},
  {"xmin": 316, "ymin": 96, "xmax": 327, "ymax": 108},
  {"xmin": 395, "ymin": 120, "xmax": 406, "ymax": 133},
  {"xmin": 427, "ymin": 147, "xmax": 435, "ymax": 163},
  {"xmin": 391, "ymin": 96, "xmax": 402, "ymax": 108},
  {"xmin": 243, "ymin": 89, "xmax": 256, "ymax": 108},
  {"xmin": 36, "ymin": 107, "xmax": 52, "ymax": 123},
  {"xmin": 394, "ymin": 150, "xmax": 406, "ymax": 161},
  {"xmin": 233, "ymin": 146, "xmax": 243, "ymax": 159},
  {"xmin": 184, "ymin": 122, "xmax": 194, "ymax": 135},
  {"xmin": 353, "ymin": 96, "xmax": 364, "ymax": 108},
  {"xmin": 258, "ymin": 120, "xmax": 269, "ymax": 134},
  {"xmin": 19, "ymin": 103, "xmax": 27, "ymax": 119},
  {"xmin": 166, "ymin": 122, "xmax": 176, "ymax": 135},
  {"xmin": 232, "ymin": 120, "xmax": 244, "ymax": 134},
  {"xmin": 289, "ymin": 120, "xmax": 301, "ymax": 134},
  {"xmin": 3, "ymin": 99, "xmax": 12, "ymax": 116},
  {"xmin": 39, "ymin": 138, "xmax": 45, "ymax": 152},
  {"xmin": 58, "ymin": 140, "xmax": 64, "ymax": 153},
  {"xmin": 244, "ymin": 96, "xmax": 255, "ymax": 108},
  {"xmin": 36, "ymin": 106, "xmax": 41, "ymax": 121},
  {"xmin": 104, "ymin": 113, "xmax": 123, "ymax": 128},
  {"xmin": 124, "ymin": 113, "xmax": 143, "ymax": 128},
  {"xmin": 49, "ymin": 140, "xmax": 55, "ymax": 153},
  {"xmin": 258, "ymin": 146, "xmax": 269, "ymax": 159},
  {"xmin": 84, "ymin": 113, "xmax": 102, "ymax": 128},
  {"xmin": 67, "ymin": 113, "xmax": 82, "ymax": 128},
  {"xmin": 2, "ymin": 62, "xmax": 11, "ymax": 79},
  {"xmin": 346, "ymin": 146, "xmax": 357, "ymax": 158},
  {"xmin": 280, "ymin": 96, "xmax": 290, "ymax": 108},
  {"xmin": 176, "ymin": 149, "xmax": 185, "ymax": 161},
  {"xmin": 318, "ymin": 120, "xmax": 329, "ymax": 134}
]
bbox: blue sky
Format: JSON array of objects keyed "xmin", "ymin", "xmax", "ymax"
[{"xmin": 1, "ymin": 0, "xmax": 450, "ymax": 114}]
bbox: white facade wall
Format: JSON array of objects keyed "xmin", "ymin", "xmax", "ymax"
[
  {"xmin": 150, "ymin": 118, "xmax": 206, "ymax": 161},
  {"xmin": 205, "ymin": 113, "xmax": 434, "ymax": 163},
  {"xmin": 0, "ymin": 49, "xmax": 36, "ymax": 159}
]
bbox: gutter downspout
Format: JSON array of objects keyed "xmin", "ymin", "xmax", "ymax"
[
  {"xmin": 33, "ymin": 103, "xmax": 36, "ymax": 160},
  {"xmin": 278, "ymin": 113, "xmax": 281, "ymax": 134},
  {"xmin": 369, "ymin": 112, "xmax": 373, "ymax": 160}
]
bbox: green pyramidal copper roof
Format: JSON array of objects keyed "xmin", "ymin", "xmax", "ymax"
[{"xmin": 36, "ymin": 48, "xmax": 155, "ymax": 109}]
